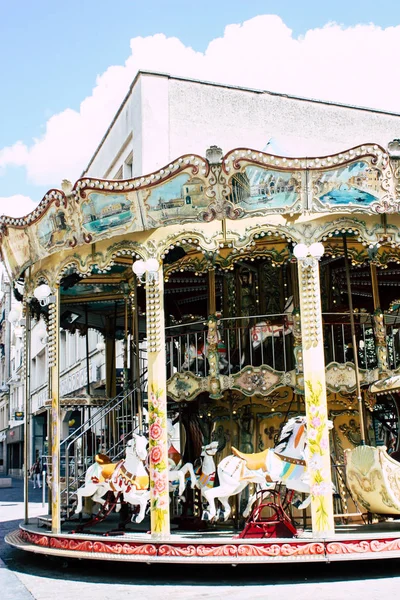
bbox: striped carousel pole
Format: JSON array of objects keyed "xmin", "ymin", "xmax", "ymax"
[{"xmin": 294, "ymin": 242, "xmax": 335, "ymax": 537}]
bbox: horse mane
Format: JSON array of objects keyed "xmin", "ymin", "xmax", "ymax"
[{"xmin": 274, "ymin": 416, "xmax": 305, "ymax": 453}]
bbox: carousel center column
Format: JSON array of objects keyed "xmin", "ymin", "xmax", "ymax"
[
  {"xmin": 294, "ymin": 243, "xmax": 335, "ymax": 538},
  {"xmin": 134, "ymin": 257, "xmax": 170, "ymax": 537}
]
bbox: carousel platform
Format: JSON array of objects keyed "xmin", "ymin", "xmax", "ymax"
[{"xmin": 6, "ymin": 516, "xmax": 400, "ymax": 564}]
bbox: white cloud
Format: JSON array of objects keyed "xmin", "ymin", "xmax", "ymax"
[
  {"xmin": 0, "ymin": 195, "xmax": 39, "ymax": 218},
  {"xmin": 1, "ymin": 15, "xmax": 400, "ymax": 190},
  {"xmin": 0, "ymin": 142, "xmax": 29, "ymax": 174}
]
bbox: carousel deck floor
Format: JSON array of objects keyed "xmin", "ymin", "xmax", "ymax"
[{"xmin": 6, "ymin": 514, "xmax": 400, "ymax": 564}]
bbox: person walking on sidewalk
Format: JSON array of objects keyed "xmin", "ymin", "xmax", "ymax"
[{"xmin": 32, "ymin": 459, "xmax": 42, "ymax": 489}]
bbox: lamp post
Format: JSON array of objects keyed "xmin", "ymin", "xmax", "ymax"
[
  {"xmin": 293, "ymin": 242, "xmax": 335, "ymax": 537},
  {"xmin": 132, "ymin": 258, "xmax": 170, "ymax": 538},
  {"xmin": 34, "ymin": 283, "xmax": 60, "ymax": 533}
]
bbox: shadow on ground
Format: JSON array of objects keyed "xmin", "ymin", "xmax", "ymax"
[{"xmin": 2, "ymin": 479, "xmax": 400, "ymax": 587}]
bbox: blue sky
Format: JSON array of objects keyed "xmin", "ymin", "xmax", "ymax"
[{"xmin": 1, "ymin": 0, "xmax": 400, "ymax": 215}]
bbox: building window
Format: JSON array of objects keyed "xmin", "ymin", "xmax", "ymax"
[{"xmin": 123, "ymin": 151, "xmax": 133, "ymax": 179}]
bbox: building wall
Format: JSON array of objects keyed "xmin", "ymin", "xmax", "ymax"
[
  {"xmin": 84, "ymin": 72, "xmax": 400, "ymax": 180},
  {"xmin": 85, "ymin": 77, "xmax": 143, "ymax": 179},
  {"xmin": 166, "ymin": 77, "xmax": 400, "ymax": 160}
]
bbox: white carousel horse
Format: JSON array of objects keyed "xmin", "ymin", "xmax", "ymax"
[
  {"xmin": 166, "ymin": 418, "xmax": 199, "ymax": 497},
  {"xmin": 194, "ymin": 440, "xmax": 219, "ymax": 496},
  {"xmin": 165, "ymin": 414, "xmax": 218, "ymax": 499},
  {"xmin": 75, "ymin": 433, "xmax": 150, "ymax": 523},
  {"xmin": 251, "ymin": 296, "xmax": 294, "ymax": 350},
  {"xmin": 202, "ymin": 416, "xmax": 332, "ymax": 522},
  {"xmin": 170, "ymin": 440, "xmax": 219, "ymax": 500}
]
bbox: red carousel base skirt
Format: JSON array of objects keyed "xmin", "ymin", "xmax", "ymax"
[{"xmin": 6, "ymin": 520, "xmax": 400, "ymax": 564}]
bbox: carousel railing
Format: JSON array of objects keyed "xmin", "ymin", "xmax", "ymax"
[
  {"xmin": 385, "ymin": 318, "xmax": 400, "ymax": 370},
  {"xmin": 165, "ymin": 319, "xmax": 208, "ymax": 378},
  {"xmin": 165, "ymin": 311, "xmax": 400, "ymax": 377},
  {"xmin": 60, "ymin": 368, "xmax": 148, "ymax": 516},
  {"xmin": 165, "ymin": 313, "xmax": 295, "ymax": 376},
  {"xmin": 218, "ymin": 313, "xmax": 295, "ymax": 373},
  {"xmin": 321, "ymin": 313, "xmax": 378, "ymax": 370},
  {"xmin": 322, "ymin": 313, "xmax": 400, "ymax": 371}
]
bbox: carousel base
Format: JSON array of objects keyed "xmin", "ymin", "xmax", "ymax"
[{"xmin": 6, "ymin": 517, "xmax": 400, "ymax": 564}]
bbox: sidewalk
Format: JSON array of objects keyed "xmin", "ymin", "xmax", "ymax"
[
  {"xmin": 0, "ymin": 476, "xmax": 48, "ymax": 600},
  {"xmin": 0, "ymin": 476, "xmax": 48, "ymax": 523},
  {"xmin": 0, "ymin": 558, "xmax": 34, "ymax": 600}
]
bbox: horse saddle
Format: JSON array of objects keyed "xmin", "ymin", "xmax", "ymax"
[
  {"xmin": 232, "ymin": 447, "xmax": 268, "ymax": 471},
  {"xmin": 95, "ymin": 453, "xmax": 118, "ymax": 481}
]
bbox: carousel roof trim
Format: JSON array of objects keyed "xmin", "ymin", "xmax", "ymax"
[
  {"xmin": 0, "ymin": 141, "xmax": 389, "ymax": 225},
  {"xmin": 0, "ymin": 142, "xmax": 396, "ymax": 281}
]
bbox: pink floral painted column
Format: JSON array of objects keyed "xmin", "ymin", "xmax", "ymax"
[
  {"xmin": 146, "ymin": 262, "xmax": 170, "ymax": 537},
  {"xmin": 295, "ymin": 244, "xmax": 335, "ymax": 537}
]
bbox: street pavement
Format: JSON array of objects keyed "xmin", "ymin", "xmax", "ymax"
[{"xmin": 2, "ymin": 477, "xmax": 400, "ymax": 599}]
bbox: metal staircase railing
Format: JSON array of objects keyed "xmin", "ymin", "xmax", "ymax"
[{"xmin": 60, "ymin": 367, "xmax": 148, "ymax": 517}]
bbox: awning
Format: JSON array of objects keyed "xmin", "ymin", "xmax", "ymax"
[{"xmin": 369, "ymin": 375, "xmax": 400, "ymax": 396}]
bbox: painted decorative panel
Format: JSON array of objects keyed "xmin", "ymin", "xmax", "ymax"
[
  {"xmin": 310, "ymin": 145, "xmax": 395, "ymax": 213},
  {"xmin": 314, "ymin": 161, "xmax": 381, "ymax": 210},
  {"xmin": 32, "ymin": 204, "xmax": 74, "ymax": 251},
  {"xmin": 228, "ymin": 166, "xmax": 301, "ymax": 214},
  {"xmin": 81, "ymin": 193, "xmax": 136, "ymax": 238},
  {"xmin": 143, "ymin": 173, "xmax": 209, "ymax": 227},
  {"xmin": 1, "ymin": 227, "xmax": 31, "ymax": 276}
]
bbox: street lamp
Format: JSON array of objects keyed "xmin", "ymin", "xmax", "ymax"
[
  {"xmin": 33, "ymin": 284, "xmax": 56, "ymax": 307},
  {"xmin": 132, "ymin": 258, "xmax": 160, "ymax": 283},
  {"xmin": 8, "ymin": 307, "xmax": 21, "ymax": 325},
  {"xmin": 293, "ymin": 242, "xmax": 325, "ymax": 265}
]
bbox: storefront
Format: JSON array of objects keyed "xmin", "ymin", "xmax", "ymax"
[
  {"xmin": 0, "ymin": 430, "xmax": 6, "ymax": 474},
  {"xmin": 32, "ymin": 410, "xmax": 48, "ymax": 464},
  {"xmin": 6, "ymin": 423, "xmax": 24, "ymax": 477}
]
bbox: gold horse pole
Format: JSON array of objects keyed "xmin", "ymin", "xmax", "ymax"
[{"xmin": 343, "ymin": 235, "xmax": 366, "ymax": 445}]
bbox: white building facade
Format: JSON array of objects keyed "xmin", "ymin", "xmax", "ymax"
[{"xmin": 84, "ymin": 71, "xmax": 400, "ymax": 180}]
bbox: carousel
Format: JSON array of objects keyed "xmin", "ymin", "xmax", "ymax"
[{"xmin": 4, "ymin": 141, "xmax": 400, "ymax": 564}]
